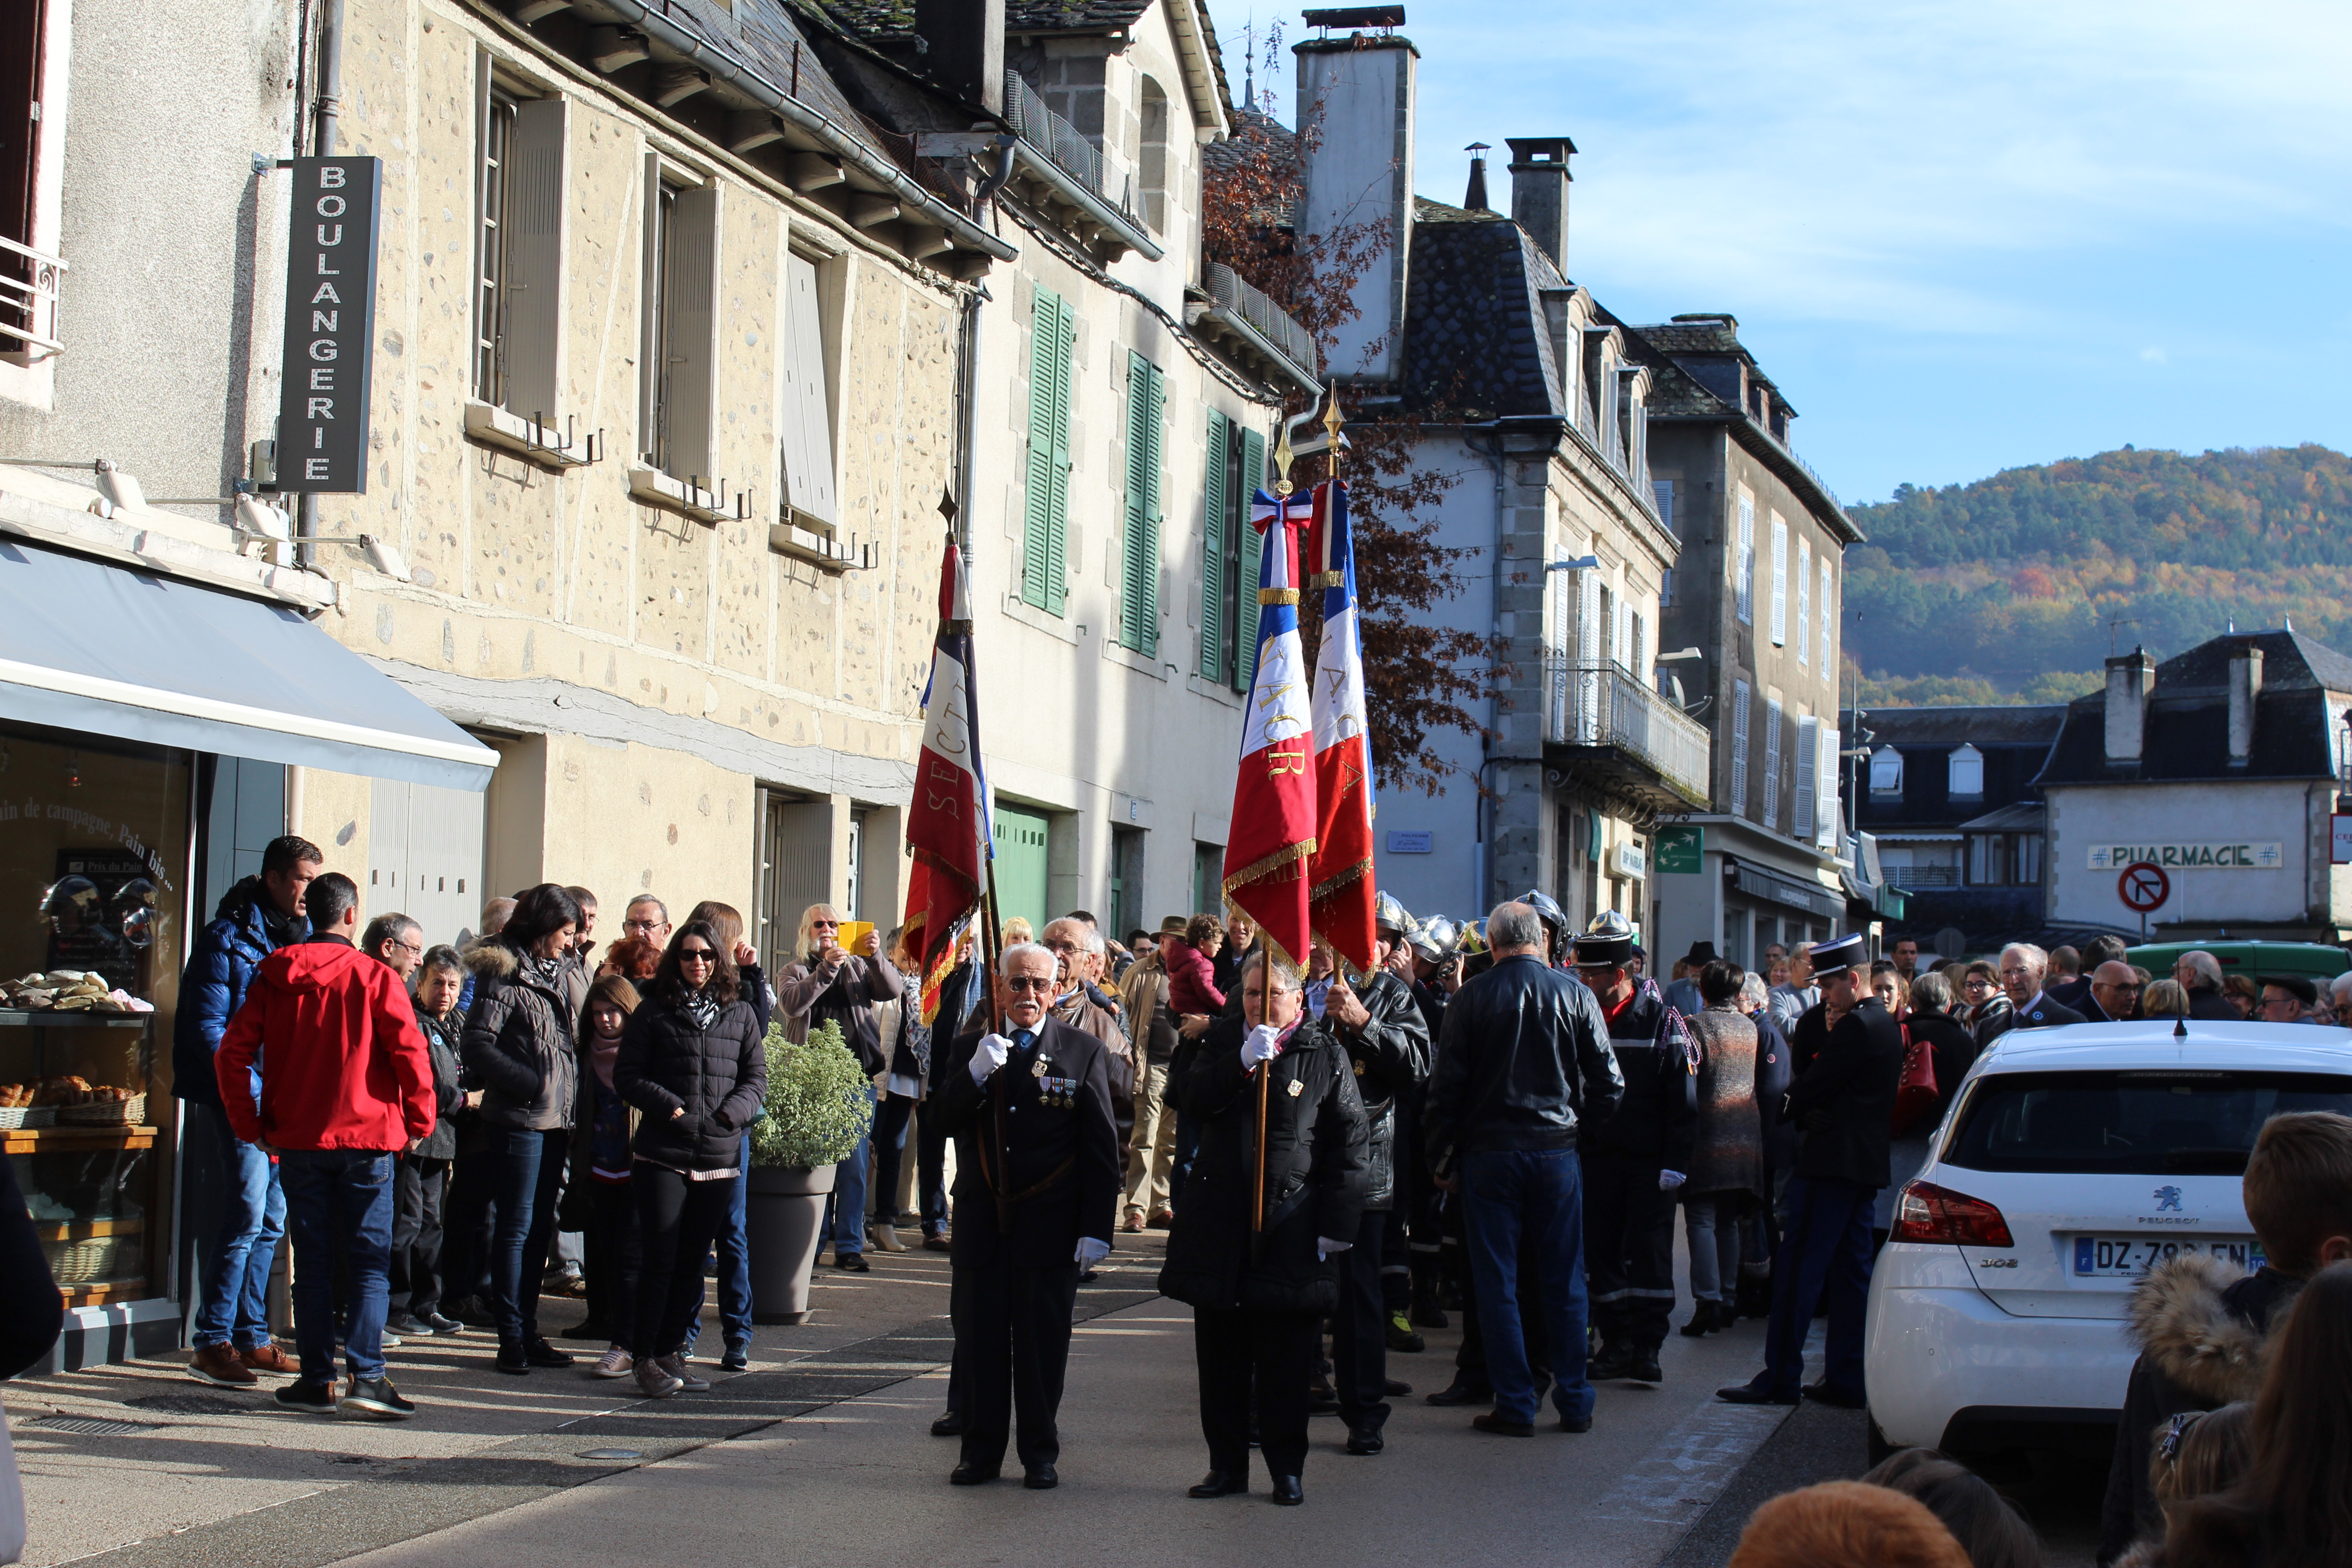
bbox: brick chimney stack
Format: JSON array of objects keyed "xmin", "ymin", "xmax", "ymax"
[
  {"xmin": 915, "ymin": 0, "xmax": 1004, "ymax": 114},
  {"xmin": 1506, "ymin": 136, "xmax": 1574, "ymax": 273}
]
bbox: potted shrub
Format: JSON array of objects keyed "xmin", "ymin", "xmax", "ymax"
[{"xmin": 746, "ymin": 1019, "xmax": 873, "ymax": 1323}]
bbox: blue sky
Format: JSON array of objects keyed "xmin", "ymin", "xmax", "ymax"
[{"xmin": 1216, "ymin": 1, "xmax": 2352, "ymax": 506}]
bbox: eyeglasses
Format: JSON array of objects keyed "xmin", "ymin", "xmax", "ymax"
[
  {"xmin": 810, "ymin": 919, "xmax": 840, "ymax": 931},
  {"xmin": 678, "ymin": 947, "xmax": 717, "ymax": 965},
  {"xmin": 387, "ymin": 938, "xmax": 422, "ymax": 956},
  {"xmin": 623, "ymin": 918, "xmax": 665, "ymax": 935},
  {"xmin": 1041, "ymin": 939, "xmax": 1081, "ymax": 954},
  {"xmin": 1004, "ymin": 976, "xmax": 1056, "ymax": 994}
]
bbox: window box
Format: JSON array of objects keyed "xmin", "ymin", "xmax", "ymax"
[
  {"xmin": 627, "ymin": 464, "xmax": 736, "ymax": 525},
  {"xmin": 462, "ymin": 400, "xmax": 597, "ymax": 469},
  {"xmin": 767, "ymin": 518, "xmax": 870, "ymax": 573}
]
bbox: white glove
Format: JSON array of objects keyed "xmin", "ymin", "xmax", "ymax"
[
  {"xmin": 1240, "ymin": 1024, "xmax": 1284, "ymax": 1068},
  {"xmin": 1075, "ymin": 1236, "xmax": 1111, "ymax": 1270},
  {"xmin": 1658, "ymin": 1170, "xmax": 1687, "ymax": 1192},
  {"xmin": 969, "ymin": 1033, "xmax": 1012, "ymax": 1085},
  {"xmin": 1316, "ymin": 1238, "xmax": 1354, "ymax": 1261}
]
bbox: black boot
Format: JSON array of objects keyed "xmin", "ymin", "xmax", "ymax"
[
  {"xmin": 1628, "ymin": 1347, "xmax": 1664, "ymax": 1384},
  {"xmin": 1586, "ymin": 1342, "xmax": 1634, "ymax": 1382},
  {"xmin": 1679, "ymin": 1301, "xmax": 1721, "ymax": 1338},
  {"xmin": 1409, "ymin": 1273, "xmax": 1450, "ymax": 1330}
]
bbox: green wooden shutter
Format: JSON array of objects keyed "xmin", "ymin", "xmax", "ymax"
[
  {"xmin": 1200, "ymin": 409, "xmax": 1230, "ymax": 681},
  {"xmin": 1120, "ymin": 352, "xmax": 1164, "ymax": 655},
  {"xmin": 1024, "ymin": 289, "xmax": 1072, "ymax": 613},
  {"xmin": 1235, "ymin": 426, "xmax": 1266, "ymax": 692}
]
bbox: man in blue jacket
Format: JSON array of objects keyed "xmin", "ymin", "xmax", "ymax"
[{"xmin": 176, "ymin": 834, "xmax": 320, "ymax": 1387}]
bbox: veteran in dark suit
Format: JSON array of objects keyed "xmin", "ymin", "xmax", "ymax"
[
  {"xmin": 1975, "ymin": 941, "xmax": 2088, "ymax": 1046},
  {"xmin": 934, "ymin": 941, "xmax": 1123, "ymax": 1490},
  {"xmin": 1719, "ymin": 933, "xmax": 1904, "ymax": 1409}
]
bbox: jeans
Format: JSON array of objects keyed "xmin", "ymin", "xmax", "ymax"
[
  {"xmin": 915, "ymin": 1097, "xmax": 950, "ymax": 1237},
  {"xmin": 871, "ymin": 1093, "xmax": 916, "ymax": 1221},
  {"xmin": 632, "ymin": 1167, "xmax": 735, "ymax": 1359},
  {"xmin": 1682, "ymin": 1192, "xmax": 1746, "ymax": 1306},
  {"xmin": 1755, "ymin": 1175, "xmax": 1877, "ymax": 1399},
  {"xmin": 487, "ymin": 1127, "xmax": 566, "ymax": 1347},
  {"xmin": 278, "ymin": 1148, "xmax": 396, "ymax": 1384},
  {"xmin": 684, "ymin": 1137, "xmax": 754, "ymax": 1351},
  {"xmin": 821, "ymin": 1082, "xmax": 877, "ymax": 1255},
  {"xmin": 189, "ymin": 1102, "xmax": 285, "ymax": 1350},
  {"xmin": 1462, "ymin": 1147, "xmax": 1594, "ymax": 1425}
]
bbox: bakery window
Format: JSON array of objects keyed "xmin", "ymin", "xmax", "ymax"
[{"xmin": 1, "ymin": 720, "xmax": 191, "ymax": 1308}]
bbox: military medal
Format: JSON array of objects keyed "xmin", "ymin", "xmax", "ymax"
[
  {"xmin": 1032, "ymin": 1055, "xmax": 1049, "ymax": 1078},
  {"xmin": 1288, "ymin": 1079, "xmax": 1304, "ymax": 1098}
]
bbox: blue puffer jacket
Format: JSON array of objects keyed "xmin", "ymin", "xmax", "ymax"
[{"xmin": 171, "ymin": 877, "xmax": 305, "ymax": 1107}]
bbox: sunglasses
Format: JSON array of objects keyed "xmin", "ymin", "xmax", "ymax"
[
  {"xmin": 1004, "ymin": 976, "xmax": 1056, "ymax": 994},
  {"xmin": 679, "ymin": 947, "xmax": 717, "ymax": 964}
]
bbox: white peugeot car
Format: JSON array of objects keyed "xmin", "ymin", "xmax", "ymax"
[{"xmin": 1864, "ymin": 1020, "xmax": 2352, "ymax": 1461}]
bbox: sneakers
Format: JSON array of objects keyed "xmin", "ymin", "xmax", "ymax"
[
  {"xmin": 633, "ymin": 1358, "xmax": 682, "ymax": 1398},
  {"xmin": 720, "ymin": 1343, "xmax": 750, "ymax": 1372},
  {"xmin": 384, "ymin": 1311, "xmax": 431, "ymax": 1337},
  {"xmin": 656, "ymin": 1352, "xmax": 710, "ymax": 1392},
  {"xmin": 421, "ymin": 1312, "xmax": 466, "ymax": 1335},
  {"xmin": 591, "ymin": 1346, "xmax": 634, "ymax": 1379},
  {"xmin": 338, "ymin": 1377, "xmax": 416, "ymax": 1420},
  {"xmin": 242, "ymin": 1342, "xmax": 299, "ymax": 1376},
  {"xmin": 275, "ymin": 1378, "xmax": 337, "ymax": 1414},
  {"xmin": 188, "ymin": 1344, "xmax": 257, "ymax": 1387},
  {"xmin": 832, "ymin": 1251, "xmax": 869, "ymax": 1272}
]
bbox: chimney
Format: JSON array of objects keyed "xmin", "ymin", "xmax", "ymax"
[
  {"xmin": 1295, "ymin": 31, "xmax": 1418, "ymax": 381},
  {"xmin": 2228, "ymin": 639, "xmax": 2264, "ymax": 767},
  {"xmin": 1463, "ymin": 142, "xmax": 1490, "ymax": 211},
  {"xmin": 1505, "ymin": 136, "xmax": 1574, "ymax": 273},
  {"xmin": 914, "ymin": 0, "xmax": 1004, "ymax": 115},
  {"xmin": 2104, "ymin": 647, "xmax": 2155, "ymax": 764}
]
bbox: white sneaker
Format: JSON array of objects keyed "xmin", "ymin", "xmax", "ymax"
[{"xmin": 592, "ymin": 1345, "xmax": 632, "ymax": 1379}]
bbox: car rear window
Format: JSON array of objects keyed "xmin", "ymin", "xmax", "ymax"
[{"xmin": 1944, "ymin": 1071, "xmax": 2352, "ymax": 1175}]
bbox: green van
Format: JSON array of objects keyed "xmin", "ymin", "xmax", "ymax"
[{"xmin": 2123, "ymin": 940, "xmax": 2351, "ymax": 983}]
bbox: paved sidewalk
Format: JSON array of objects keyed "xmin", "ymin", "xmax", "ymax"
[{"xmin": 4, "ymin": 1239, "xmax": 1165, "ymax": 1568}]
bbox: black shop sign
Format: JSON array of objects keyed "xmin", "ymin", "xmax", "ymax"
[{"xmin": 276, "ymin": 157, "xmax": 382, "ymax": 494}]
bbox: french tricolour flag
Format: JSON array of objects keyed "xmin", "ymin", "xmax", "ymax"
[
  {"xmin": 1305, "ymin": 479, "xmax": 1377, "ymax": 975},
  {"xmin": 1220, "ymin": 488, "xmax": 1317, "ymax": 975}
]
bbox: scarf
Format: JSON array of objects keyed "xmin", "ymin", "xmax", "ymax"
[
  {"xmin": 589, "ymin": 1027, "xmax": 623, "ymax": 1089},
  {"xmin": 681, "ymin": 988, "xmax": 720, "ymax": 1031}
]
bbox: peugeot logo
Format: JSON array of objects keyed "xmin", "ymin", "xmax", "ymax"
[{"xmin": 2154, "ymin": 1185, "xmax": 2185, "ymax": 1213}]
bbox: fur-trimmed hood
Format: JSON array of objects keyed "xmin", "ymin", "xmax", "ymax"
[
  {"xmin": 2126, "ymin": 1253, "xmax": 2302, "ymax": 1405},
  {"xmin": 462, "ymin": 937, "xmax": 519, "ymax": 980}
]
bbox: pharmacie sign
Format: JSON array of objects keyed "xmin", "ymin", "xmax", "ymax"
[
  {"xmin": 276, "ymin": 157, "xmax": 382, "ymax": 493},
  {"xmin": 2086, "ymin": 842, "xmax": 2284, "ymax": 872}
]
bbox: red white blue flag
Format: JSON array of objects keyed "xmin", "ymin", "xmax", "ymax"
[
  {"xmin": 902, "ymin": 535, "xmax": 991, "ymax": 1023},
  {"xmin": 1305, "ymin": 479, "xmax": 1377, "ymax": 975},
  {"xmin": 1222, "ymin": 488, "xmax": 1317, "ymax": 976}
]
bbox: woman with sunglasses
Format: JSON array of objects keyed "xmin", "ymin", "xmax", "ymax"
[{"xmin": 613, "ymin": 921, "xmax": 768, "ymax": 1398}]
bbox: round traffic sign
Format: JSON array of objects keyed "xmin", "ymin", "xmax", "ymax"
[{"xmin": 2118, "ymin": 861, "xmax": 2170, "ymax": 913}]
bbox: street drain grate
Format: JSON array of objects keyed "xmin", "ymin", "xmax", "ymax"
[
  {"xmin": 33, "ymin": 1415, "xmax": 159, "ymax": 1436},
  {"xmin": 126, "ymin": 1392, "xmax": 255, "ymax": 1416},
  {"xmin": 580, "ymin": 1448, "xmax": 644, "ymax": 1460}
]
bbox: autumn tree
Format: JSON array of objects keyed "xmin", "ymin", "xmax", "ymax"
[{"xmin": 1205, "ymin": 42, "xmax": 1490, "ymax": 797}]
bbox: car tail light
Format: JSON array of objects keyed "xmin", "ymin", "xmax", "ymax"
[{"xmin": 1892, "ymin": 1181, "xmax": 2014, "ymax": 1247}]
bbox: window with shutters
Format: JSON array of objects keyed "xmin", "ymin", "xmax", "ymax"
[
  {"xmin": 1022, "ymin": 288, "xmax": 1074, "ymax": 614},
  {"xmin": 779, "ymin": 251, "xmax": 836, "ymax": 524},
  {"xmin": 1796, "ymin": 538, "xmax": 1811, "ymax": 666},
  {"xmin": 1234, "ymin": 425, "xmax": 1264, "ymax": 692},
  {"xmin": 1769, "ymin": 514, "xmax": 1788, "ymax": 646},
  {"xmin": 1735, "ymin": 489, "xmax": 1755, "ymax": 625},
  {"xmin": 1762, "ymin": 696, "xmax": 1784, "ymax": 828},
  {"xmin": 1119, "ymin": 352, "xmax": 1166, "ymax": 654},
  {"xmin": 1653, "ymin": 478, "xmax": 1676, "ymax": 536},
  {"xmin": 1730, "ymin": 678, "xmax": 1752, "ymax": 816},
  {"xmin": 472, "ymin": 69, "xmax": 565, "ymax": 417},
  {"xmin": 638, "ymin": 161, "xmax": 717, "ymax": 483},
  {"xmin": 1201, "ymin": 410, "xmax": 1231, "ymax": 681},
  {"xmin": 1794, "ymin": 713, "xmax": 1819, "ymax": 839}
]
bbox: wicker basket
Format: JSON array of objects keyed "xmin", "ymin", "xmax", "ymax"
[
  {"xmin": 15, "ymin": 1105, "xmax": 56, "ymax": 1128},
  {"xmin": 0, "ymin": 1106, "xmax": 24, "ymax": 1130},
  {"xmin": 45, "ymin": 1233, "xmax": 136, "ymax": 1285},
  {"xmin": 58, "ymin": 1094, "xmax": 146, "ymax": 1127}
]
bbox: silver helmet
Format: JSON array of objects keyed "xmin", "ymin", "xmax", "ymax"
[
  {"xmin": 1410, "ymin": 915, "xmax": 1459, "ymax": 963},
  {"xmin": 1373, "ymin": 891, "xmax": 1414, "ymax": 937}
]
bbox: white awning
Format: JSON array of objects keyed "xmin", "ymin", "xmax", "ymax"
[{"xmin": 0, "ymin": 540, "xmax": 496, "ymax": 790}]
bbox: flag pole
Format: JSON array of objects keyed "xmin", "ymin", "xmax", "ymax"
[
  {"xmin": 1252, "ymin": 416, "xmax": 1302, "ymax": 1241},
  {"xmin": 982, "ymin": 857, "xmax": 1014, "ymax": 1236}
]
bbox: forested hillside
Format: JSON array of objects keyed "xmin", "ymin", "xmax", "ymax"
[{"xmin": 1842, "ymin": 444, "xmax": 2352, "ymax": 706}]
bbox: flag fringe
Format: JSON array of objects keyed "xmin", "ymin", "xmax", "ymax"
[
  {"xmin": 1221, "ymin": 837, "xmax": 1318, "ymax": 898},
  {"xmin": 1308, "ymin": 857, "xmax": 1373, "ymax": 905}
]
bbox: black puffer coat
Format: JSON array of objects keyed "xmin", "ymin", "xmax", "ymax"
[
  {"xmin": 613, "ymin": 986, "xmax": 767, "ymax": 1171},
  {"xmin": 1158, "ymin": 1013, "xmax": 1368, "ymax": 1315},
  {"xmin": 461, "ymin": 941, "xmax": 577, "ymax": 1132}
]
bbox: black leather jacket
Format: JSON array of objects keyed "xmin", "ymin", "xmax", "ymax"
[
  {"xmin": 1327, "ymin": 968, "xmax": 1430, "ymax": 1211},
  {"xmin": 1423, "ymin": 953, "xmax": 1624, "ymax": 1160}
]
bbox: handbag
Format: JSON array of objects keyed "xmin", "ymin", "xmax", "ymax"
[{"xmin": 1891, "ymin": 1021, "xmax": 1938, "ymax": 1135}]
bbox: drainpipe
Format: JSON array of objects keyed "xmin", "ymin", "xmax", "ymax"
[
  {"xmin": 295, "ymin": 0, "xmax": 345, "ymax": 573},
  {"xmin": 1465, "ymin": 424, "xmax": 1509, "ymax": 913}
]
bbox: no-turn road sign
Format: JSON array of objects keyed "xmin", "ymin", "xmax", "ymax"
[{"xmin": 2118, "ymin": 861, "xmax": 2171, "ymax": 914}]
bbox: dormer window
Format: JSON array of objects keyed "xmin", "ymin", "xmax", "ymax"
[
  {"xmin": 1869, "ymin": 746, "xmax": 1903, "ymax": 795},
  {"xmin": 1947, "ymin": 743, "xmax": 1984, "ymax": 799}
]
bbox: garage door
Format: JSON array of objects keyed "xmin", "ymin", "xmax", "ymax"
[{"xmin": 993, "ymin": 805, "xmax": 1049, "ymax": 937}]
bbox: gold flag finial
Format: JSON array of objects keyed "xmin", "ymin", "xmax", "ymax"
[
  {"xmin": 1320, "ymin": 382, "xmax": 1345, "ymax": 482},
  {"xmin": 1272, "ymin": 416, "xmax": 1296, "ymax": 499}
]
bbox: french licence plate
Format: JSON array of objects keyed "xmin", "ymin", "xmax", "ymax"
[{"xmin": 2072, "ymin": 1236, "xmax": 2267, "ymax": 1277}]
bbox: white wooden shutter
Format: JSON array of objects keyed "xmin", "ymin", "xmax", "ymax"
[
  {"xmin": 1769, "ymin": 515, "xmax": 1788, "ymax": 646},
  {"xmin": 1794, "ymin": 714, "xmax": 1818, "ymax": 840},
  {"xmin": 1730, "ymin": 679, "xmax": 1752, "ymax": 817},
  {"xmin": 1796, "ymin": 539, "xmax": 1811, "ymax": 666},
  {"xmin": 1820, "ymin": 557, "xmax": 1836, "ymax": 677},
  {"xmin": 503, "ymin": 97, "xmax": 567, "ymax": 418},
  {"xmin": 780, "ymin": 251, "xmax": 836, "ymax": 522},
  {"xmin": 1818, "ymin": 725, "xmax": 1842, "ymax": 849},
  {"xmin": 1762, "ymin": 696, "xmax": 1783, "ymax": 828},
  {"xmin": 1736, "ymin": 491, "xmax": 1754, "ymax": 624},
  {"xmin": 662, "ymin": 183, "xmax": 719, "ymax": 484},
  {"xmin": 1577, "ymin": 566, "xmax": 1602, "ymax": 743}
]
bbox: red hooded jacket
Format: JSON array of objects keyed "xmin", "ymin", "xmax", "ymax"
[{"xmin": 215, "ymin": 938, "xmax": 436, "ymax": 1150}]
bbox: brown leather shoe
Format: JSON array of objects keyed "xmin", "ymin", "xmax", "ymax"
[
  {"xmin": 1147, "ymin": 1207, "xmax": 1176, "ymax": 1230},
  {"xmin": 1119, "ymin": 1210, "xmax": 1147, "ymax": 1234},
  {"xmin": 189, "ymin": 1343, "xmax": 257, "ymax": 1386},
  {"xmin": 239, "ymin": 1343, "xmax": 299, "ymax": 1377}
]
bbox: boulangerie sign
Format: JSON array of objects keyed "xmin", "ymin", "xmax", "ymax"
[{"xmin": 277, "ymin": 157, "xmax": 382, "ymax": 493}]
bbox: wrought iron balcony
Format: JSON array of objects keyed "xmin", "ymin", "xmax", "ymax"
[
  {"xmin": 1883, "ymin": 863, "xmax": 1962, "ymax": 889},
  {"xmin": 1195, "ymin": 264, "xmax": 1320, "ymax": 392},
  {"xmin": 0, "ymin": 235, "xmax": 68, "ymax": 358},
  {"xmin": 1544, "ymin": 658, "xmax": 1712, "ymax": 811}
]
